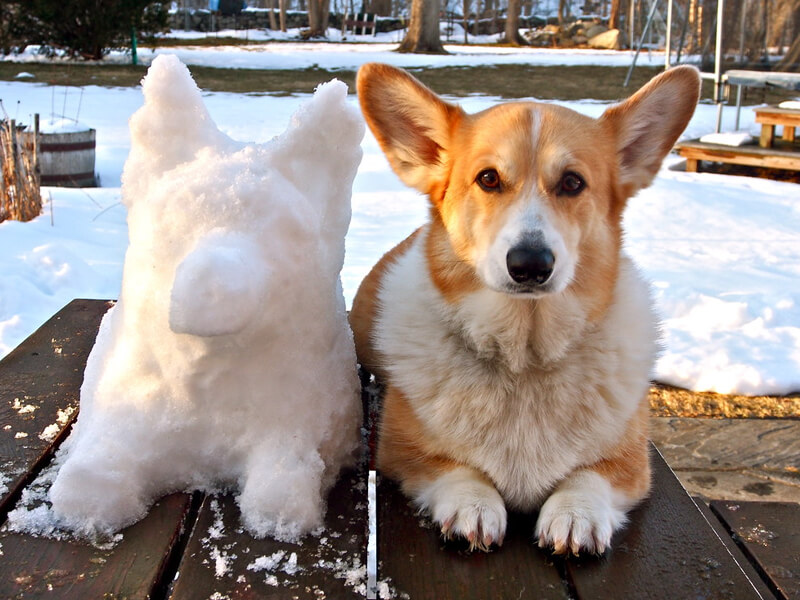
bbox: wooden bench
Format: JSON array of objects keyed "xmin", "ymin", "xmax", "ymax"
[
  {"xmin": 1, "ymin": 298, "xmax": 796, "ymax": 599},
  {"xmin": 675, "ymin": 138, "xmax": 800, "ymax": 173},
  {"xmin": 754, "ymin": 106, "xmax": 800, "ymax": 148}
]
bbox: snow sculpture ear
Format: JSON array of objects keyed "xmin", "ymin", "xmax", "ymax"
[
  {"xmin": 272, "ymin": 79, "xmax": 364, "ymax": 235},
  {"xmin": 123, "ymin": 55, "xmax": 231, "ymax": 200},
  {"xmin": 357, "ymin": 63, "xmax": 464, "ymax": 196},
  {"xmin": 169, "ymin": 230, "xmax": 269, "ymax": 337},
  {"xmin": 599, "ymin": 65, "xmax": 700, "ymax": 196}
]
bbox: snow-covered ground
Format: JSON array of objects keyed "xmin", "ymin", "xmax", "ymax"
[
  {"xmin": 6, "ymin": 24, "xmax": 676, "ymax": 71},
  {"xmin": 0, "ymin": 45, "xmax": 798, "ymax": 396}
]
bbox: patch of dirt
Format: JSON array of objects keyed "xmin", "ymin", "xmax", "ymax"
[{"xmin": 649, "ymin": 383, "xmax": 800, "ymax": 419}]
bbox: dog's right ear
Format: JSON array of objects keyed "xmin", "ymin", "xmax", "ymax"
[{"xmin": 357, "ymin": 63, "xmax": 464, "ymax": 195}]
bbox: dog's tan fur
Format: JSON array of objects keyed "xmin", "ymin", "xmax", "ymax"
[{"xmin": 351, "ymin": 63, "xmax": 700, "ymax": 554}]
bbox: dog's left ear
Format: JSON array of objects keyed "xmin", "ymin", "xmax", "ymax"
[{"xmin": 600, "ymin": 66, "xmax": 700, "ymax": 194}]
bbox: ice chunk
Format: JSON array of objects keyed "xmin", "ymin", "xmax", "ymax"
[{"xmin": 47, "ymin": 54, "xmax": 365, "ymax": 541}]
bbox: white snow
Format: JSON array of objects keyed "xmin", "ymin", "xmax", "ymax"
[
  {"xmin": 38, "ymin": 118, "xmax": 93, "ymax": 134},
  {"xmin": 14, "ymin": 55, "xmax": 364, "ymax": 540},
  {"xmin": 0, "ymin": 47, "xmax": 798, "ymax": 398}
]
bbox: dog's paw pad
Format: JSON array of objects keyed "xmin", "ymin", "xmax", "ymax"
[{"xmin": 418, "ymin": 467, "xmax": 507, "ymax": 552}]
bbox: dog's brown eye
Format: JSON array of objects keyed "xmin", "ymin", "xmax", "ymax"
[
  {"xmin": 559, "ymin": 172, "xmax": 585, "ymax": 196},
  {"xmin": 477, "ymin": 169, "xmax": 501, "ymax": 192}
]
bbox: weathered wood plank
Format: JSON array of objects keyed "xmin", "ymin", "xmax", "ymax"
[
  {"xmin": 0, "ymin": 493, "xmax": 196, "ymax": 600},
  {"xmin": 169, "ymin": 468, "xmax": 368, "ymax": 600},
  {"xmin": 692, "ymin": 498, "xmax": 777, "ymax": 600},
  {"xmin": 377, "ymin": 477, "xmax": 569, "ymax": 600},
  {"xmin": 754, "ymin": 106, "xmax": 800, "ymax": 127},
  {"xmin": 0, "ymin": 299, "xmax": 199, "ymax": 599},
  {"xmin": 675, "ymin": 139, "xmax": 800, "ymax": 172},
  {"xmin": 565, "ymin": 445, "xmax": 768, "ymax": 599},
  {"xmin": 0, "ymin": 299, "xmax": 113, "ymax": 516},
  {"xmin": 710, "ymin": 500, "xmax": 800, "ymax": 600},
  {"xmin": 725, "ymin": 71, "xmax": 800, "ymax": 91}
]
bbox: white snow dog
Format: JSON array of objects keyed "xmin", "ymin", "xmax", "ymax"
[{"xmin": 350, "ymin": 63, "xmax": 700, "ymax": 554}]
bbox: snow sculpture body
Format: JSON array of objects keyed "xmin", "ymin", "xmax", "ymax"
[{"xmin": 49, "ymin": 55, "xmax": 365, "ymax": 541}]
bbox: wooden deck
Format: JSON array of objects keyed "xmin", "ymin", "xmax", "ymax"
[{"xmin": 1, "ymin": 299, "xmax": 797, "ymax": 599}]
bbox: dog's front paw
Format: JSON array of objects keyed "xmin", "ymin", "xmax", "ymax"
[
  {"xmin": 416, "ymin": 467, "xmax": 507, "ymax": 552},
  {"xmin": 535, "ymin": 471, "xmax": 628, "ymax": 555}
]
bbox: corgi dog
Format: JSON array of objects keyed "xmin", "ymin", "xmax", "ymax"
[{"xmin": 350, "ymin": 63, "xmax": 700, "ymax": 554}]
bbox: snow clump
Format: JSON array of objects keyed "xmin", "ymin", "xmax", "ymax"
[{"xmin": 46, "ymin": 54, "xmax": 365, "ymax": 542}]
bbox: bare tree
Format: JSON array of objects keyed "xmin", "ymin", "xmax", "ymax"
[
  {"xmin": 307, "ymin": 0, "xmax": 330, "ymax": 36},
  {"xmin": 268, "ymin": 0, "xmax": 277, "ymax": 29},
  {"xmin": 398, "ymin": 0, "xmax": 445, "ymax": 52},
  {"xmin": 279, "ymin": 0, "xmax": 287, "ymax": 32},
  {"xmin": 504, "ymin": 0, "xmax": 527, "ymax": 44},
  {"xmin": 608, "ymin": 0, "xmax": 621, "ymax": 29},
  {"xmin": 463, "ymin": 0, "xmax": 470, "ymax": 42}
]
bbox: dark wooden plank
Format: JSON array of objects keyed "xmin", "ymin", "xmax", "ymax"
[
  {"xmin": 377, "ymin": 477, "xmax": 569, "ymax": 600},
  {"xmin": 169, "ymin": 467, "xmax": 367, "ymax": 600},
  {"xmin": 0, "ymin": 299, "xmax": 113, "ymax": 516},
  {"xmin": 566, "ymin": 444, "xmax": 768, "ymax": 599},
  {"xmin": 710, "ymin": 500, "xmax": 800, "ymax": 600},
  {"xmin": 0, "ymin": 299, "xmax": 199, "ymax": 599},
  {"xmin": 692, "ymin": 498, "xmax": 777, "ymax": 600},
  {"xmin": 0, "ymin": 493, "xmax": 196, "ymax": 599}
]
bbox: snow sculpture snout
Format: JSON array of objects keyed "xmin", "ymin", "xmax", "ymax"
[
  {"xmin": 170, "ymin": 230, "xmax": 269, "ymax": 337},
  {"xmin": 48, "ymin": 54, "xmax": 365, "ymax": 542}
]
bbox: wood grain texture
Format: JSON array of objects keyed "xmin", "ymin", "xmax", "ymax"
[
  {"xmin": 0, "ymin": 299, "xmax": 113, "ymax": 517},
  {"xmin": 0, "ymin": 493, "xmax": 195, "ymax": 600},
  {"xmin": 711, "ymin": 500, "xmax": 799, "ymax": 600},
  {"xmin": 566, "ymin": 445, "xmax": 769, "ymax": 600},
  {"xmin": 675, "ymin": 139, "xmax": 800, "ymax": 171},
  {"xmin": 0, "ymin": 299, "xmax": 197, "ymax": 600},
  {"xmin": 169, "ymin": 468, "xmax": 368, "ymax": 600},
  {"xmin": 376, "ymin": 476, "xmax": 569, "ymax": 600}
]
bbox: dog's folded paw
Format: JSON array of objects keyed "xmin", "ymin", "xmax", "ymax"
[
  {"xmin": 416, "ymin": 467, "xmax": 507, "ymax": 552},
  {"xmin": 535, "ymin": 470, "xmax": 628, "ymax": 556}
]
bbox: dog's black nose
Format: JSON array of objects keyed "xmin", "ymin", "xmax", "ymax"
[{"xmin": 506, "ymin": 245, "xmax": 554, "ymax": 285}]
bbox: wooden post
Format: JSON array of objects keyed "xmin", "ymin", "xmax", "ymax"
[{"xmin": 33, "ymin": 114, "xmax": 40, "ymax": 189}]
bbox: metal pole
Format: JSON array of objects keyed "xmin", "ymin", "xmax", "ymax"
[
  {"xmin": 665, "ymin": 0, "xmax": 673, "ymax": 69},
  {"xmin": 624, "ymin": 0, "xmax": 661, "ymax": 86}
]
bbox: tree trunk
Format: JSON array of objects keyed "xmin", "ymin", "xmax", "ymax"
[
  {"xmin": 474, "ymin": 0, "xmax": 482, "ymax": 35},
  {"xmin": 609, "ymin": 0, "xmax": 621, "ymax": 29},
  {"xmin": 307, "ymin": 0, "xmax": 330, "ymax": 36},
  {"xmin": 269, "ymin": 0, "xmax": 278, "ymax": 29},
  {"xmin": 558, "ymin": 0, "xmax": 568, "ymax": 27},
  {"xmin": 463, "ymin": 0, "xmax": 470, "ymax": 42},
  {"xmin": 504, "ymin": 0, "xmax": 526, "ymax": 44},
  {"xmin": 279, "ymin": 0, "xmax": 287, "ymax": 32},
  {"xmin": 398, "ymin": 0, "xmax": 445, "ymax": 52}
]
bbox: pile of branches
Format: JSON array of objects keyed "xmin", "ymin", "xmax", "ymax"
[{"xmin": 1, "ymin": 119, "xmax": 41, "ymax": 223}]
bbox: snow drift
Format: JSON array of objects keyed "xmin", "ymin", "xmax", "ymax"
[{"xmin": 47, "ymin": 54, "xmax": 365, "ymax": 541}]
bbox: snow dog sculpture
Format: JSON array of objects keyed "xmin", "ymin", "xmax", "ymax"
[{"xmin": 49, "ymin": 54, "xmax": 364, "ymax": 541}]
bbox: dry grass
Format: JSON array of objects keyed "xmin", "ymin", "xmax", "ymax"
[
  {"xmin": 1, "ymin": 118, "xmax": 41, "ymax": 223},
  {"xmin": 649, "ymin": 383, "xmax": 800, "ymax": 419}
]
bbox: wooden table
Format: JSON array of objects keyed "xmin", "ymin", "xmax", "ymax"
[
  {"xmin": 675, "ymin": 138, "xmax": 800, "ymax": 173},
  {"xmin": 1, "ymin": 299, "xmax": 796, "ymax": 599},
  {"xmin": 754, "ymin": 106, "xmax": 800, "ymax": 148}
]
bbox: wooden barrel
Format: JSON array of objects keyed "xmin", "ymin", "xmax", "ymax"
[{"xmin": 23, "ymin": 128, "xmax": 97, "ymax": 187}]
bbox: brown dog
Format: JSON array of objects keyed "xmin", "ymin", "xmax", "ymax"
[{"xmin": 350, "ymin": 63, "xmax": 700, "ymax": 554}]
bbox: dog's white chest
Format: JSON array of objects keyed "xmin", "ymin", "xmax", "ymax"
[{"xmin": 376, "ymin": 238, "xmax": 658, "ymax": 509}]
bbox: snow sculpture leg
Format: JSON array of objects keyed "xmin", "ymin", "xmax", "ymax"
[
  {"xmin": 48, "ymin": 54, "xmax": 365, "ymax": 541},
  {"xmin": 238, "ymin": 443, "xmax": 327, "ymax": 542}
]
